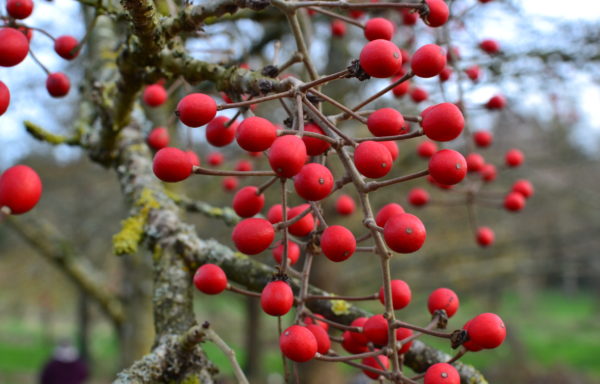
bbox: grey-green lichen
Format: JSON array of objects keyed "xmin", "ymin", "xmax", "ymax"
[{"xmin": 113, "ymin": 188, "xmax": 161, "ymax": 255}]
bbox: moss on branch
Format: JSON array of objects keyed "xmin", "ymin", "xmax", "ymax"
[{"xmin": 24, "ymin": 121, "xmax": 81, "ymax": 146}]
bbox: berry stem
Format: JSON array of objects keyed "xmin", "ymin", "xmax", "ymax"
[
  {"xmin": 204, "ymin": 327, "xmax": 250, "ymax": 384},
  {"xmin": 316, "ymin": 348, "xmax": 386, "ymax": 362},
  {"xmin": 351, "ymin": 72, "xmax": 415, "ymax": 113},
  {"xmin": 279, "ymin": 178, "xmax": 290, "ymax": 274},
  {"xmin": 355, "ymin": 129, "xmax": 424, "ymax": 143},
  {"xmin": 365, "ymin": 169, "xmax": 430, "ymax": 192},
  {"xmin": 274, "ymin": 205, "xmax": 312, "ymax": 231},
  {"xmin": 28, "ymin": 50, "xmax": 51, "ymax": 75},
  {"xmin": 303, "ymin": 311, "xmax": 361, "ymax": 332},
  {"xmin": 307, "ymin": 6, "xmax": 365, "ymax": 28},
  {"xmin": 392, "ymin": 320, "xmax": 453, "ymax": 339},
  {"xmin": 277, "ymin": 129, "xmax": 339, "ymax": 145},
  {"xmin": 309, "ymin": 88, "xmax": 368, "ymax": 124},
  {"xmin": 304, "ymin": 292, "xmax": 379, "ymax": 301},
  {"xmin": 291, "ymin": 1, "xmax": 424, "ymax": 11},
  {"xmin": 256, "ymin": 176, "xmax": 279, "ymax": 195},
  {"xmin": 300, "ymin": 68, "xmax": 352, "ymax": 91},
  {"xmin": 227, "ymin": 284, "xmax": 261, "ymax": 298},
  {"xmin": 217, "ymin": 89, "xmax": 292, "ymax": 110},
  {"xmin": 302, "ymin": 95, "xmax": 357, "ymax": 147},
  {"xmin": 192, "ymin": 165, "xmax": 276, "ymax": 177}
]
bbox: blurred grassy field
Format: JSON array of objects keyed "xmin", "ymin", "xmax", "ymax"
[{"xmin": 0, "ymin": 289, "xmax": 598, "ymax": 383}]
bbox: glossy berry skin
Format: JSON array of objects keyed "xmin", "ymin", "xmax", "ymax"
[
  {"xmin": 342, "ymin": 330, "xmax": 368, "ymax": 354},
  {"xmin": 304, "ymin": 314, "xmax": 329, "ymax": 331},
  {"xmin": 348, "ymin": 317, "xmax": 369, "ymax": 345},
  {"xmin": 235, "ymin": 160, "xmax": 252, "ymax": 172},
  {"xmin": 439, "ymin": 67, "xmax": 452, "ymax": 82},
  {"xmin": 294, "ymin": 163, "xmax": 334, "ymax": 201},
  {"xmin": 268, "ymin": 135, "xmax": 307, "ymax": 178},
  {"xmin": 0, "ymin": 81, "xmax": 9, "ymax": 116},
  {"xmin": 410, "ymin": 87, "xmax": 429, "ymax": 103},
  {"xmin": 361, "ymin": 355, "xmax": 390, "ymax": 379},
  {"xmin": 232, "ymin": 186, "xmax": 264, "ymax": 218},
  {"xmin": 142, "ymin": 83, "xmax": 167, "ymax": 107},
  {"xmin": 428, "ymin": 288, "xmax": 459, "ymax": 318},
  {"xmin": 466, "ymin": 153, "xmax": 485, "ymax": 172},
  {"xmin": 272, "ymin": 241, "xmax": 300, "ymax": 266},
  {"xmin": 420, "ymin": 103, "xmax": 464, "ymax": 141},
  {"xmin": 428, "ymin": 149, "xmax": 467, "ymax": 185},
  {"xmin": 467, "ymin": 313, "xmax": 506, "ymax": 349},
  {"xmin": 359, "ymin": 39, "xmax": 403, "ymax": 78},
  {"xmin": 280, "ymin": 325, "xmax": 318, "ymax": 362},
  {"xmin": 411, "ymin": 44, "xmax": 447, "ymax": 78},
  {"xmin": 331, "ymin": 20, "xmax": 346, "ymax": 37},
  {"xmin": 384, "ymin": 213, "xmax": 426, "ymax": 253},
  {"xmin": 392, "ymin": 77, "xmax": 410, "ymax": 97},
  {"xmin": 462, "ymin": 320, "xmax": 484, "ymax": 352},
  {"xmin": 321, "ymin": 225, "xmax": 356, "ymax": 262},
  {"xmin": 363, "ymin": 315, "xmax": 388, "ymax": 346},
  {"xmin": 417, "ymin": 140, "xmax": 438, "ymax": 158},
  {"xmin": 476, "ymin": 226, "xmax": 495, "ymax": 247},
  {"xmin": 267, "ymin": 204, "xmax": 285, "ymax": 224},
  {"xmin": 504, "ymin": 192, "xmax": 525, "ymax": 212},
  {"xmin": 0, "ymin": 165, "xmax": 42, "ymax": 214},
  {"xmin": 54, "ymin": 35, "xmax": 79, "ymax": 60},
  {"xmin": 147, "ymin": 127, "xmax": 170, "ymax": 150},
  {"xmin": 177, "ymin": 93, "xmax": 217, "ymax": 127},
  {"xmin": 302, "ymin": 123, "xmax": 330, "ymax": 155},
  {"xmin": 0, "ymin": 28, "xmax": 29, "ymax": 67},
  {"xmin": 232, "ymin": 218, "xmax": 274, "ymax": 255},
  {"xmin": 236, "ymin": 116, "xmax": 277, "ymax": 151},
  {"xmin": 288, "ymin": 204, "xmax": 314, "ymax": 237},
  {"xmin": 474, "ymin": 131, "xmax": 493, "ymax": 147},
  {"xmin": 486, "ymin": 94, "xmax": 506, "ymax": 109},
  {"xmin": 408, "ymin": 188, "xmax": 430, "ymax": 207},
  {"xmin": 480, "ymin": 164, "xmax": 497, "ymax": 182},
  {"xmin": 367, "ymin": 108, "xmax": 405, "ymax": 137},
  {"xmin": 381, "ymin": 141, "xmax": 399, "ymax": 161},
  {"xmin": 46, "ymin": 73, "xmax": 71, "ymax": 98},
  {"xmin": 306, "ymin": 324, "xmax": 331, "ymax": 355},
  {"xmin": 505, "ymin": 148, "xmax": 524, "ymax": 167},
  {"xmin": 205, "ymin": 116, "xmax": 237, "ymax": 147},
  {"xmin": 185, "ymin": 151, "xmax": 201, "ymax": 167},
  {"xmin": 375, "ymin": 203, "xmax": 405, "ymax": 227},
  {"xmin": 261, "ymin": 280, "xmax": 294, "ymax": 316},
  {"xmin": 364, "ymin": 18, "xmax": 395, "ymax": 41},
  {"xmin": 152, "ymin": 147, "xmax": 193, "ymax": 182},
  {"xmin": 222, "ymin": 176, "xmax": 238, "ymax": 191},
  {"xmin": 354, "ymin": 141, "xmax": 393, "ymax": 179},
  {"xmin": 6, "ymin": 0, "xmax": 33, "ymax": 19},
  {"xmin": 379, "ymin": 279, "xmax": 411, "ymax": 310},
  {"xmin": 422, "ymin": 0, "xmax": 449, "ymax": 27},
  {"xmin": 335, "ymin": 194, "xmax": 355, "ymax": 215},
  {"xmin": 396, "ymin": 327, "xmax": 413, "ymax": 354},
  {"xmin": 465, "ymin": 65, "xmax": 481, "ymax": 82},
  {"xmin": 193, "ymin": 264, "xmax": 228, "ymax": 295},
  {"xmin": 401, "ymin": 8, "xmax": 418, "ymax": 25},
  {"xmin": 480, "ymin": 39, "xmax": 500, "ymax": 54},
  {"xmin": 512, "ymin": 179, "xmax": 534, "ymax": 199},
  {"xmin": 207, "ymin": 152, "xmax": 224, "ymax": 166},
  {"xmin": 424, "ymin": 363, "xmax": 460, "ymax": 384}
]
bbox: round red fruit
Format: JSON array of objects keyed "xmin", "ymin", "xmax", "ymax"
[
  {"xmin": 396, "ymin": 327, "xmax": 413, "ymax": 354},
  {"xmin": 466, "ymin": 313, "xmax": 506, "ymax": 349},
  {"xmin": 269, "ymin": 135, "xmax": 307, "ymax": 178},
  {"xmin": 381, "ymin": 141, "xmax": 399, "ymax": 161},
  {"xmin": 0, "ymin": 28, "xmax": 29, "ymax": 67},
  {"xmin": 272, "ymin": 241, "xmax": 300, "ymax": 266},
  {"xmin": 342, "ymin": 330, "xmax": 368, "ymax": 354},
  {"xmin": 6, "ymin": 0, "xmax": 33, "ymax": 19},
  {"xmin": 383, "ymin": 213, "xmax": 426, "ymax": 253},
  {"xmin": 379, "ymin": 279, "xmax": 411, "ymax": 310},
  {"xmin": 417, "ymin": 140, "xmax": 438, "ymax": 158},
  {"xmin": 207, "ymin": 152, "xmax": 224, "ymax": 166},
  {"xmin": 46, "ymin": 73, "xmax": 70, "ymax": 98},
  {"xmin": 186, "ymin": 151, "xmax": 201, "ymax": 167},
  {"xmin": 304, "ymin": 314, "xmax": 329, "ymax": 331},
  {"xmin": 206, "ymin": 116, "xmax": 237, "ymax": 147},
  {"xmin": 375, "ymin": 203, "xmax": 405, "ymax": 227},
  {"xmin": 280, "ymin": 325, "xmax": 317, "ymax": 362},
  {"xmin": 466, "ymin": 153, "xmax": 485, "ymax": 172},
  {"xmin": 232, "ymin": 218, "xmax": 274, "ymax": 255},
  {"xmin": 361, "ymin": 355, "xmax": 390, "ymax": 379},
  {"xmin": 261, "ymin": 280, "xmax": 294, "ymax": 316},
  {"xmin": 424, "ymin": 363, "xmax": 460, "ymax": 384},
  {"xmin": 236, "ymin": 116, "xmax": 277, "ymax": 151},
  {"xmin": 152, "ymin": 147, "xmax": 193, "ymax": 182},
  {"xmin": 422, "ymin": 0, "xmax": 449, "ymax": 27},
  {"xmin": 486, "ymin": 94, "xmax": 506, "ymax": 110},
  {"xmin": 147, "ymin": 127, "xmax": 170, "ymax": 150},
  {"xmin": 331, "ymin": 20, "xmax": 346, "ymax": 37},
  {"xmin": 335, "ymin": 194, "xmax": 355, "ymax": 215},
  {"xmin": 359, "ymin": 39, "xmax": 403, "ymax": 78},
  {"xmin": 473, "ymin": 131, "xmax": 493, "ymax": 147},
  {"xmin": 421, "ymin": 103, "xmax": 464, "ymax": 141},
  {"xmin": 428, "ymin": 288, "xmax": 459, "ymax": 318},
  {"xmin": 54, "ymin": 35, "xmax": 80, "ymax": 60},
  {"xmin": 232, "ymin": 186, "xmax": 264, "ymax": 218},
  {"xmin": 504, "ymin": 192, "xmax": 525, "ymax": 212},
  {"xmin": 177, "ymin": 93, "xmax": 217, "ymax": 127},
  {"xmin": 302, "ymin": 123, "xmax": 331, "ymax": 156},
  {"xmin": 193, "ymin": 264, "xmax": 227, "ymax": 295},
  {"xmin": 481, "ymin": 163, "xmax": 497, "ymax": 182},
  {"xmin": 476, "ymin": 226, "xmax": 494, "ymax": 247},
  {"xmin": 267, "ymin": 204, "xmax": 285, "ymax": 224},
  {"xmin": 0, "ymin": 81, "xmax": 10, "ymax": 116},
  {"xmin": 408, "ymin": 188, "xmax": 430, "ymax": 207},
  {"xmin": 222, "ymin": 176, "xmax": 238, "ymax": 191},
  {"xmin": 293, "ymin": 163, "xmax": 334, "ymax": 201},
  {"xmin": 306, "ymin": 324, "xmax": 331, "ymax": 355},
  {"xmin": 505, "ymin": 148, "xmax": 524, "ymax": 167},
  {"xmin": 465, "ymin": 65, "xmax": 481, "ymax": 82},
  {"xmin": 0, "ymin": 165, "xmax": 42, "ymax": 214},
  {"xmin": 234, "ymin": 159, "xmax": 252, "ymax": 172},
  {"xmin": 364, "ymin": 18, "xmax": 395, "ymax": 41},
  {"xmin": 512, "ymin": 179, "xmax": 534, "ymax": 198},
  {"xmin": 321, "ymin": 225, "xmax": 356, "ymax": 262},
  {"xmin": 367, "ymin": 108, "xmax": 405, "ymax": 137},
  {"xmin": 354, "ymin": 141, "xmax": 393, "ymax": 178},
  {"xmin": 428, "ymin": 149, "xmax": 467, "ymax": 185},
  {"xmin": 480, "ymin": 39, "xmax": 500, "ymax": 54},
  {"xmin": 288, "ymin": 204, "xmax": 315, "ymax": 237},
  {"xmin": 439, "ymin": 67, "xmax": 452, "ymax": 82},
  {"xmin": 392, "ymin": 77, "xmax": 410, "ymax": 97},
  {"xmin": 410, "ymin": 87, "xmax": 429, "ymax": 103},
  {"xmin": 411, "ymin": 44, "xmax": 447, "ymax": 78},
  {"xmin": 363, "ymin": 314, "xmax": 388, "ymax": 346}
]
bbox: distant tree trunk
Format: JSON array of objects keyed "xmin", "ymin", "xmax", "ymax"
[{"xmin": 244, "ymin": 297, "xmax": 262, "ymax": 381}]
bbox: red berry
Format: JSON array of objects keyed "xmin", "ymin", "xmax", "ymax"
[
  {"xmin": 6, "ymin": 0, "xmax": 33, "ymax": 19},
  {"xmin": 447, "ymin": 46, "xmax": 461, "ymax": 62},
  {"xmin": 302, "ymin": 123, "xmax": 331, "ymax": 156},
  {"xmin": 424, "ymin": 363, "xmax": 460, "ymax": 384},
  {"xmin": 480, "ymin": 39, "xmax": 500, "ymax": 54},
  {"xmin": 46, "ymin": 73, "xmax": 70, "ymax": 98},
  {"xmin": 410, "ymin": 86, "xmax": 429, "ymax": 103},
  {"xmin": 408, "ymin": 188, "xmax": 430, "ymax": 207},
  {"xmin": 147, "ymin": 127, "xmax": 170, "ymax": 150},
  {"xmin": 364, "ymin": 18, "xmax": 395, "ymax": 41},
  {"xmin": 267, "ymin": 204, "xmax": 286, "ymax": 224},
  {"xmin": 401, "ymin": 8, "xmax": 419, "ymax": 25},
  {"xmin": 422, "ymin": 0, "xmax": 449, "ymax": 27},
  {"xmin": 486, "ymin": 94, "xmax": 506, "ymax": 110},
  {"xmin": 206, "ymin": 116, "xmax": 237, "ymax": 147},
  {"xmin": 417, "ymin": 140, "xmax": 438, "ymax": 158},
  {"xmin": 420, "ymin": 103, "xmax": 464, "ymax": 142},
  {"xmin": 428, "ymin": 288, "xmax": 459, "ymax": 318},
  {"xmin": 331, "ymin": 20, "xmax": 347, "ymax": 37},
  {"xmin": 280, "ymin": 325, "xmax": 317, "ymax": 362},
  {"xmin": 0, "ymin": 28, "xmax": 29, "ymax": 67},
  {"xmin": 185, "ymin": 151, "xmax": 201, "ymax": 167},
  {"xmin": 505, "ymin": 148, "xmax": 524, "ymax": 167},
  {"xmin": 304, "ymin": 314, "xmax": 329, "ymax": 331},
  {"xmin": 193, "ymin": 264, "xmax": 227, "ymax": 295},
  {"xmin": 0, "ymin": 81, "xmax": 10, "ymax": 116},
  {"xmin": 335, "ymin": 194, "xmax": 355, "ymax": 216},
  {"xmin": 504, "ymin": 192, "xmax": 525, "ymax": 212},
  {"xmin": 177, "ymin": 93, "xmax": 217, "ymax": 127},
  {"xmin": 54, "ymin": 35, "xmax": 79, "ymax": 60},
  {"xmin": 428, "ymin": 149, "xmax": 467, "ymax": 185},
  {"xmin": 396, "ymin": 327, "xmax": 413, "ymax": 354},
  {"xmin": 342, "ymin": 330, "xmax": 368, "ymax": 354},
  {"xmin": 383, "ymin": 213, "xmax": 426, "ymax": 253},
  {"xmin": 512, "ymin": 179, "xmax": 534, "ymax": 199},
  {"xmin": 466, "ymin": 313, "xmax": 506, "ymax": 349},
  {"xmin": 294, "ymin": 163, "xmax": 334, "ymax": 201},
  {"xmin": 232, "ymin": 186, "xmax": 264, "ymax": 218},
  {"xmin": 462, "ymin": 320, "xmax": 484, "ymax": 352},
  {"xmin": 349, "ymin": 9, "xmax": 365, "ymax": 19},
  {"xmin": 236, "ymin": 116, "xmax": 277, "ymax": 151},
  {"xmin": 465, "ymin": 65, "xmax": 481, "ymax": 81},
  {"xmin": 268, "ymin": 135, "xmax": 307, "ymax": 178},
  {"xmin": 367, "ymin": 108, "xmax": 405, "ymax": 137},
  {"xmin": 306, "ymin": 324, "xmax": 331, "ymax": 355},
  {"xmin": 439, "ymin": 67, "xmax": 453, "ymax": 82},
  {"xmin": 288, "ymin": 204, "xmax": 314, "ymax": 237},
  {"xmin": 222, "ymin": 176, "xmax": 238, "ymax": 191},
  {"xmin": 361, "ymin": 355, "xmax": 390, "ymax": 379},
  {"xmin": 476, "ymin": 226, "xmax": 495, "ymax": 247},
  {"xmin": 428, "ymin": 175, "xmax": 453, "ymax": 190},
  {"xmin": 232, "ymin": 218, "xmax": 274, "ymax": 255},
  {"xmin": 480, "ymin": 163, "xmax": 497, "ymax": 182},
  {"xmin": 261, "ymin": 280, "xmax": 294, "ymax": 316},
  {"xmin": 272, "ymin": 241, "xmax": 300, "ymax": 266},
  {"xmin": 0, "ymin": 165, "xmax": 42, "ymax": 214},
  {"xmin": 392, "ymin": 77, "xmax": 410, "ymax": 97},
  {"xmin": 321, "ymin": 225, "xmax": 356, "ymax": 262},
  {"xmin": 379, "ymin": 279, "xmax": 411, "ymax": 310},
  {"xmin": 359, "ymin": 39, "xmax": 403, "ymax": 78},
  {"xmin": 152, "ymin": 147, "xmax": 193, "ymax": 182},
  {"xmin": 375, "ymin": 203, "xmax": 405, "ymax": 227},
  {"xmin": 235, "ymin": 159, "xmax": 252, "ymax": 172},
  {"xmin": 354, "ymin": 141, "xmax": 393, "ymax": 178},
  {"xmin": 381, "ymin": 141, "xmax": 399, "ymax": 161},
  {"xmin": 411, "ymin": 44, "xmax": 447, "ymax": 78},
  {"xmin": 473, "ymin": 131, "xmax": 493, "ymax": 148},
  {"xmin": 363, "ymin": 315, "xmax": 388, "ymax": 346},
  {"xmin": 466, "ymin": 153, "xmax": 485, "ymax": 172},
  {"xmin": 207, "ymin": 152, "xmax": 224, "ymax": 166},
  {"xmin": 349, "ymin": 317, "xmax": 369, "ymax": 345}
]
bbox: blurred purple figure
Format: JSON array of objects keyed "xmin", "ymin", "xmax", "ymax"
[{"xmin": 40, "ymin": 340, "xmax": 89, "ymax": 384}]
